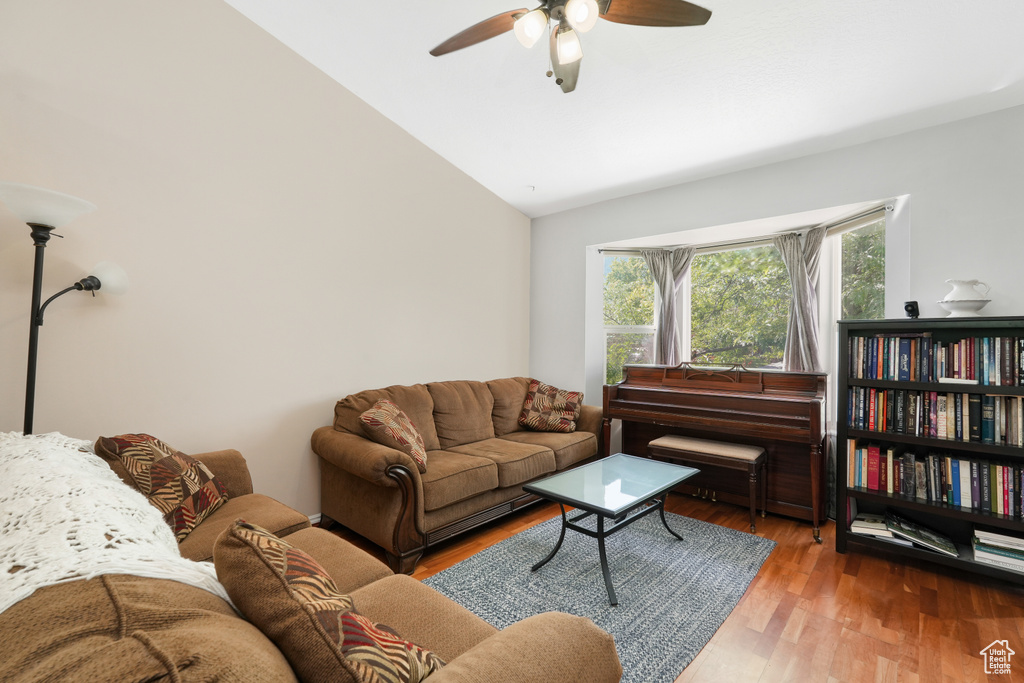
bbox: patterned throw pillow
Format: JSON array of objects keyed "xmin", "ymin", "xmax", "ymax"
[
  {"xmin": 94, "ymin": 433, "xmax": 228, "ymax": 542},
  {"xmin": 359, "ymin": 399, "xmax": 428, "ymax": 473},
  {"xmin": 214, "ymin": 520, "xmax": 445, "ymax": 683},
  {"xmin": 518, "ymin": 379, "xmax": 583, "ymax": 433}
]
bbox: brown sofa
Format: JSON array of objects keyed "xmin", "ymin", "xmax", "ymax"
[
  {"xmin": 311, "ymin": 377, "xmax": 602, "ymax": 573},
  {"xmin": 0, "ymin": 445, "xmax": 622, "ymax": 683}
]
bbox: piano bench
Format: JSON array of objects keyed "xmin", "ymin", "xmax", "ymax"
[{"xmin": 648, "ymin": 435, "xmax": 767, "ymax": 533}]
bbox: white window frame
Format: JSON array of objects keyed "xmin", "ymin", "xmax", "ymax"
[{"xmin": 600, "ymin": 254, "xmax": 659, "ymax": 384}]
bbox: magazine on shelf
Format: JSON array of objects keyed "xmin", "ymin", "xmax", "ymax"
[
  {"xmin": 972, "ymin": 538, "xmax": 1024, "ymax": 573},
  {"xmin": 974, "ymin": 528, "xmax": 1024, "ymax": 552},
  {"xmin": 884, "ymin": 512, "xmax": 959, "ymax": 557},
  {"xmin": 850, "ymin": 513, "xmax": 893, "ymax": 537}
]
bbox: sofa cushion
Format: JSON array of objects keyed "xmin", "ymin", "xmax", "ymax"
[
  {"xmin": 284, "ymin": 527, "xmax": 393, "ymax": 595},
  {"xmin": 518, "ymin": 380, "xmax": 583, "ymax": 433},
  {"xmin": 420, "ymin": 450, "xmax": 499, "ymax": 512},
  {"xmin": 178, "ymin": 493, "xmax": 310, "ymax": 562},
  {"xmin": 214, "ymin": 520, "xmax": 444, "ymax": 683},
  {"xmin": 359, "ymin": 399, "xmax": 429, "ymax": 473},
  {"xmin": 427, "ymin": 381, "xmax": 495, "ymax": 449},
  {"xmin": 334, "ymin": 384, "xmax": 441, "ymax": 452},
  {"xmin": 487, "ymin": 376, "xmax": 531, "ymax": 436},
  {"xmin": 0, "ymin": 575, "xmax": 297, "ymax": 683},
  {"xmin": 448, "ymin": 438, "xmax": 555, "ymax": 488},
  {"xmin": 500, "ymin": 431, "xmax": 598, "ymax": 471},
  {"xmin": 350, "ymin": 574, "xmax": 497, "ymax": 663},
  {"xmin": 95, "ymin": 434, "xmax": 228, "ymax": 542}
]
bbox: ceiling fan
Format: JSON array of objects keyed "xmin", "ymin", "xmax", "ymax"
[{"xmin": 429, "ymin": 0, "xmax": 712, "ymax": 93}]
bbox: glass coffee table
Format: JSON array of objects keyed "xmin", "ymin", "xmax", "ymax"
[{"xmin": 522, "ymin": 453, "xmax": 699, "ymax": 606}]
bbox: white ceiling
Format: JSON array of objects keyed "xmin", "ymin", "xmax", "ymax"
[{"xmin": 224, "ymin": 0, "xmax": 1024, "ymax": 218}]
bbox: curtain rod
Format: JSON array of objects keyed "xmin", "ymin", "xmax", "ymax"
[{"xmin": 597, "ymin": 204, "xmax": 890, "ymax": 255}]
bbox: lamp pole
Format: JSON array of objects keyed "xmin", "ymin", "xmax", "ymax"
[{"xmin": 24, "ymin": 223, "xmax": 55, "ymax": 435}]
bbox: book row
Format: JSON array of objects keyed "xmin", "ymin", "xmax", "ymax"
[
  {"xmin": 846, "ymin": 439, "xmax": 1024, "ymax": 519},
  {"xmin": 849, "ymin": 334, "xmax": 1024, "ymax": 385},
  {"xmin": 847, "ymin": 387, "xmax": 1024, "ymax": 447}
]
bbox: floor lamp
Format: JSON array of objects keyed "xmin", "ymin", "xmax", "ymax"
[{"xmin": 0, "ymin": 182, "xmax": 129, "ymax": 435}]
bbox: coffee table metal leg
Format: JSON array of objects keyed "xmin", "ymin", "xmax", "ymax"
[
  {"xmin": 658, "ymin": 494, "xmax": 684, "ymax": 541},
  {"xmin": 532, "ymin": 504, "xmax": 569, "ymax": 571},
  {"xmin": 597, "ymin": 515, "xmax": 618, "ymax": 606}
]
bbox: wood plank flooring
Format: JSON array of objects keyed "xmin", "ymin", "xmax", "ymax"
[{"xmin": 328, "ymin": 495, "xmax": 1024, "ymax": 682}]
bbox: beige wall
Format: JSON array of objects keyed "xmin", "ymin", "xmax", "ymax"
[
  {"xmin": 0, "ymin": 1, "xmax": 530, "ymax": 515},
  {"xmin": 530, "ymin": 105, "xmax": 1024, "ymax": 402}
]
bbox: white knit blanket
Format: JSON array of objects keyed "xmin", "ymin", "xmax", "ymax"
[{"xmin": 0, "ymin": 431, "xmax": 231, "ymax": 614}]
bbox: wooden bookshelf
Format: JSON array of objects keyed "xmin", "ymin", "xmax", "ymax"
[{"xmin": 836, "ymin": 316, "xmax": 1024, "ymax": 584}]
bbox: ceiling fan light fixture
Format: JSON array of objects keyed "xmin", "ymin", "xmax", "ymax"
[
  {"xmin": 514, "ymin": 8, "xmax": 549, "ymax": 48},
  {"xmin": 565, "ymin": 0, "xmax": 599, "ymax": 33},
  {"xmin": 555, "ymin": 21, "xmax": 583, "ymax": 65}
]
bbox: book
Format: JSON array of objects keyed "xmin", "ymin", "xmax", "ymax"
[
  {"xmin": 974, "ymin": 552, "xmax": 1024, "ymax": 574},
  {"xmin": 954, "ymin": 393, "xmax": 963, "ymax": 441},
  {"xmin": 867, "ymin": 444, "xmax": 881, "ymax": 491},
  {"xmin": 938, "ymin": 377, "xmax": 979, "ymax": 385},
  {"xmin": 951, "ymin": 458, "xmax": 962, "ymax": 507},
  {"xmin": 850, "ymin": 513, "xmax": 892, "ymax": 537},
  {"xmin": 885, "ymin": 512, "xmax": 959, "ymax": 557},
  {"xmin": 968, "ymin": 394, "xmax": 982, "ymax": 442},
  {"xmin": 981, "ymin": 395, "xmax": 995, "ymax": 444},
  {"xmin": 972, "ymin": 538, "xmax": 1024, "ymax": 573},
  {"xmin": 970, "ymin": 460, "xmax": 981, "ymax": 510},
  {"xmin": 937, "ymin": 394, "xmax": 947, "ymax": 439},
  {"xmin": 981, "ymin": 460, "xmax": 992, "ymax": 511},
  {"xmin": 975, "ymin": 528, "xmax": 1024, "ymax": 552},
  {"xmin": 958, "ymin": 458, "xmax": 972, "ymax": 509},
  {"xmin": 914, "ymin": 460, "xmax": 928, "ymax": 502},
  {"xmin": 895, "ymin": 391, "xmax": 906, "ymax": 434},
  {"xmin": 900, "ymin": 451, "xmax": 916, "ymax": 497},
  {"xmin": 898, "ymin": 338, "xmax": 911, "ymax": 381},
  {"xmin": 908, "ymin": 392, "xmax": 919, "ymax": 437},
  {"xmin": 886, "ymin": 447, "xmax": 895, "ymax": 494},
  {"xmin": 972, "ymin": 538, "xmax": 1024, "ymax": 562}
]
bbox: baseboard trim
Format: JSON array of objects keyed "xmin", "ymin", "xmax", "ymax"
[{"xmin": 308, "ymin": 513, "xmax": 322, "ymax": 526}]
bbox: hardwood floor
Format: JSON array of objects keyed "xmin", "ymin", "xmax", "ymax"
[{"xmin": 328, "ymin": 495, "xmax": 1024, "ymax": 682}]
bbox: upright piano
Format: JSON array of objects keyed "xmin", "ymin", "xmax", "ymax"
[{"xmin": 603, "ymin": 362, "xmax": 827, "ymax": 542}]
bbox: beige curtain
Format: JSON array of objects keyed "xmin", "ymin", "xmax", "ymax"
[
  {"xmin": 773, "ymin": 227, "xmax": 826, "ymax": 372},
  {"xmin": 641, "ymin": 247, "xmax": 696, "ymax": 365}
]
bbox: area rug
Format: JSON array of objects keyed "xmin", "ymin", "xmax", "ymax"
[{"xmin": 423, "ymin": 511, "xmax": 775, "ymax": 683}]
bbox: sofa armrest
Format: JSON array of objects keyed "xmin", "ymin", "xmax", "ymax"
[
  {"xmin": 311, "ymin": 426, "xmax": 418, "ymax": 488},
  {"xmin": 577, "ymin": 404, "xmax": 603, "ymax": 438},
  {"xmin": 191, "ymin": 449, "xmax": 253, "ymax": 497},
  {"xmin": 429, "ymin": 612, "xmax": 621, "ymax": 683}
]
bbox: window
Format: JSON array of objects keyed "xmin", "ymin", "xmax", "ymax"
[
  {"xmin": 839, "ymin": 218, "xmax": 885, "ymax": 320},
  {"xmin": 599, "ymin": 210, "xmax": 887, "ymax": 385},
  {"xmin": 603, "ymin": 256, "xmax": 655, "ymax": 384},
  {"xmin": 689, "ymin": 245, "xmax": 791, "ymax": 368}
]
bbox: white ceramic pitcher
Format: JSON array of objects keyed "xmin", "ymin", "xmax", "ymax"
[{"xmin": 942, "ymin": 279, "xmax": 990, "ymax": 301}]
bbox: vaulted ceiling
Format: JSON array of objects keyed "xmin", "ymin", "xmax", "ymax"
[{"xmin": 225, "ymin": 1, "xmax": 1024, "ymax": 217}]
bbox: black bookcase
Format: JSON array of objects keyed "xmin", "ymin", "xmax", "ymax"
[{"xmin": 836, "ymin": 316, "xmax": 1024, "ymax": 583}]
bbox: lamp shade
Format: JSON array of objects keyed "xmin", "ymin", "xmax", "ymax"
[
  {"xmin": 514, "ymin": 8, "xmax": 549, "ymax": 48},
  {"xmin": 0, "ymin": 182, "xmax": 96, "ymax": 229},
  {"xmin": 556, "ymin": 23, "xmax": 583, "ymax": 64},
  {"xmin": 90, "ymin": 261, "xmax": 129, "ymax": 295},
  {"xmin": 566, "ymin": 0, "xmax": 599, "ymax": 32}
]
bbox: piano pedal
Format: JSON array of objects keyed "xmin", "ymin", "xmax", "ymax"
[{"xmin": 710, "ymin": 491, "xmax": 716, "ymax": 502}]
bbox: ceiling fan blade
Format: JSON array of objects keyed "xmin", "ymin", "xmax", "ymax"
[
  {"xmin": 548, "ymin": 26, "xmax": 580, "ymax": 93},
  {"xmin": 600, "ymin": 0, "xmax": 711, "ymax": 27},
  {"xmin": 430, "ymin": 9, "xmax": 529, "ymax": 56}
]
